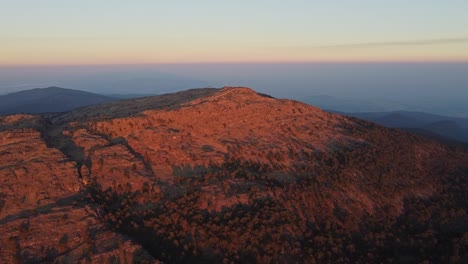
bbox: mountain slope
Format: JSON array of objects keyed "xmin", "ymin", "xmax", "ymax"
[
  {"xmin": 0, "ymin": 87, "xmax": 116, "ymax": 115},
  {"xmin": 0, "ymin": 114, "xmax": 156, "ymax": 263},
  {"xmin": 0, "ymin": 87, "xmax": 467, "ymax": 263}
]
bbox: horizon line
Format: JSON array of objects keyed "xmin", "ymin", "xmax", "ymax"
[{"xmin": 2, "ymin": 59, "xmax": 468, "ymax": 67}]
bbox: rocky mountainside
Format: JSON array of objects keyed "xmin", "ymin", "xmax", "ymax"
[{"xmin": 0, "ymin": 87, "xmax": 467, "ymax": 263}]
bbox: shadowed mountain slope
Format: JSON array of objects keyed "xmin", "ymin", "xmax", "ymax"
[
  {"xmin": 55, "ymin": 87, "xmax": 218, "ymax": 122},
  {"xmin": 1, "ymin": 87, "xmax": 467, "ymax": 263}
]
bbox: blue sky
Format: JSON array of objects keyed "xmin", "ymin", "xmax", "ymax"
[{"xmin": 1, "ymin": 1, "xmax": 467, "ymax": 64}]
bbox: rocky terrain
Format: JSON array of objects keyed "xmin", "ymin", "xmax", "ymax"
[
  {"xmin": 0, "ymin": 87, "xmax": 467, "ymax": 263},
  {"xmin": 0, "ymin": 114, "xmax": 155, "ymax": 263}
]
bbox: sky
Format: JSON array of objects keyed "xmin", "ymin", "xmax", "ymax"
[{"xmin": 1, "ymin": 0, "xmax": 468, "ymax": 65}]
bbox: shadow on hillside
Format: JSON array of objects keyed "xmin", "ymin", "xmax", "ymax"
[
  {"xmin": 38, "ymin": 118, "xmax": 89, "ymax": 178},
  {"xmin": 0, "ymin": 194, "xmax": 85, "ymax": 225},
  {"xmin": 53, "ymin": 88, "xmax": 219, "ymax": 123}
]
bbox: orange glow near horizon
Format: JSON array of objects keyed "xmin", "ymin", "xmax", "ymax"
[
  {"xmin": 1, "ymin": 53, "xmax": 467, "ymax": 66},
  {"xmin": 2, "ymin": 2, "xmax": 468, "ymax": 66},
  {"xmin": 1, "ymin": 38, "xmax": 467, "ymax": 66}
]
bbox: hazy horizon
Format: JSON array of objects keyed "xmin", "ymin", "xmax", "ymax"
[
  {"xmin": 1, "ymin": 1, "xmax": 468, "ymax": 116},
  {"xmin": 1, "ymin": 62, "xmax": 468, "ymax": 117}
]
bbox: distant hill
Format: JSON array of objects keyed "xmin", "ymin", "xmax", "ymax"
[
  {"xmin": 342, "ymin": 110, "xmax": 468, "ymax": 143},
  {"xmin": 0, "ymin": 87, "xmax": 116, "ymax": 115}
]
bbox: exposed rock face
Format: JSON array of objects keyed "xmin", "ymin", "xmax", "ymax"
[
  {"xmin": 69, "ymin": 129, "xmax": 155, "ymax": 191},
  {"xmin": 0, "ymin": 87, "xmax": 467, "ymax": 263},
  {"xmin": 0, "ymin": 128, "xmax": 80, "ymax": 219},
  {"xmin": 0, "ymin": 119, "xmax": 157, "ymax": 263}
]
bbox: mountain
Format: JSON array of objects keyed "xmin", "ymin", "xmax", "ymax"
[
  {"xmin": 0, "ymin": 87, "xmax": 467, "ymax": 263},
  {"xmin": 0, "ymin": 87, "xmax": 116, "ymax": 115},
  {"xmin": 344, "ymin": 110, "xmax": 468, "ymax": 143}
]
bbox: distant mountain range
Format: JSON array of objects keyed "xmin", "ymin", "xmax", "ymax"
[
  {"xmin": 0, "ymin": 87, "xmax": 116, "ymax": 115},
  {"xmin": 339, "ymin": 111, "xmax": 468, "ymax": 144},
  {"xmin": 300, "ymin": 95, "xmax": 406, "ymax": 113},
  {"xmin": 301, "ymin": 94, "xmax": 468, "ymax": 118},
  {"xmin": 0, "ymin": 87, "xmax": 211, "ymax": 116},
  {"xmin": 297, "ymin": 94, "xmax": 468, "ymax": 144}
]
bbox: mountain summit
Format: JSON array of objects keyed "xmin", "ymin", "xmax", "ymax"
[{"xmin": 1, "ymin": 87, "xmax": 467, "ymax": 263}]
